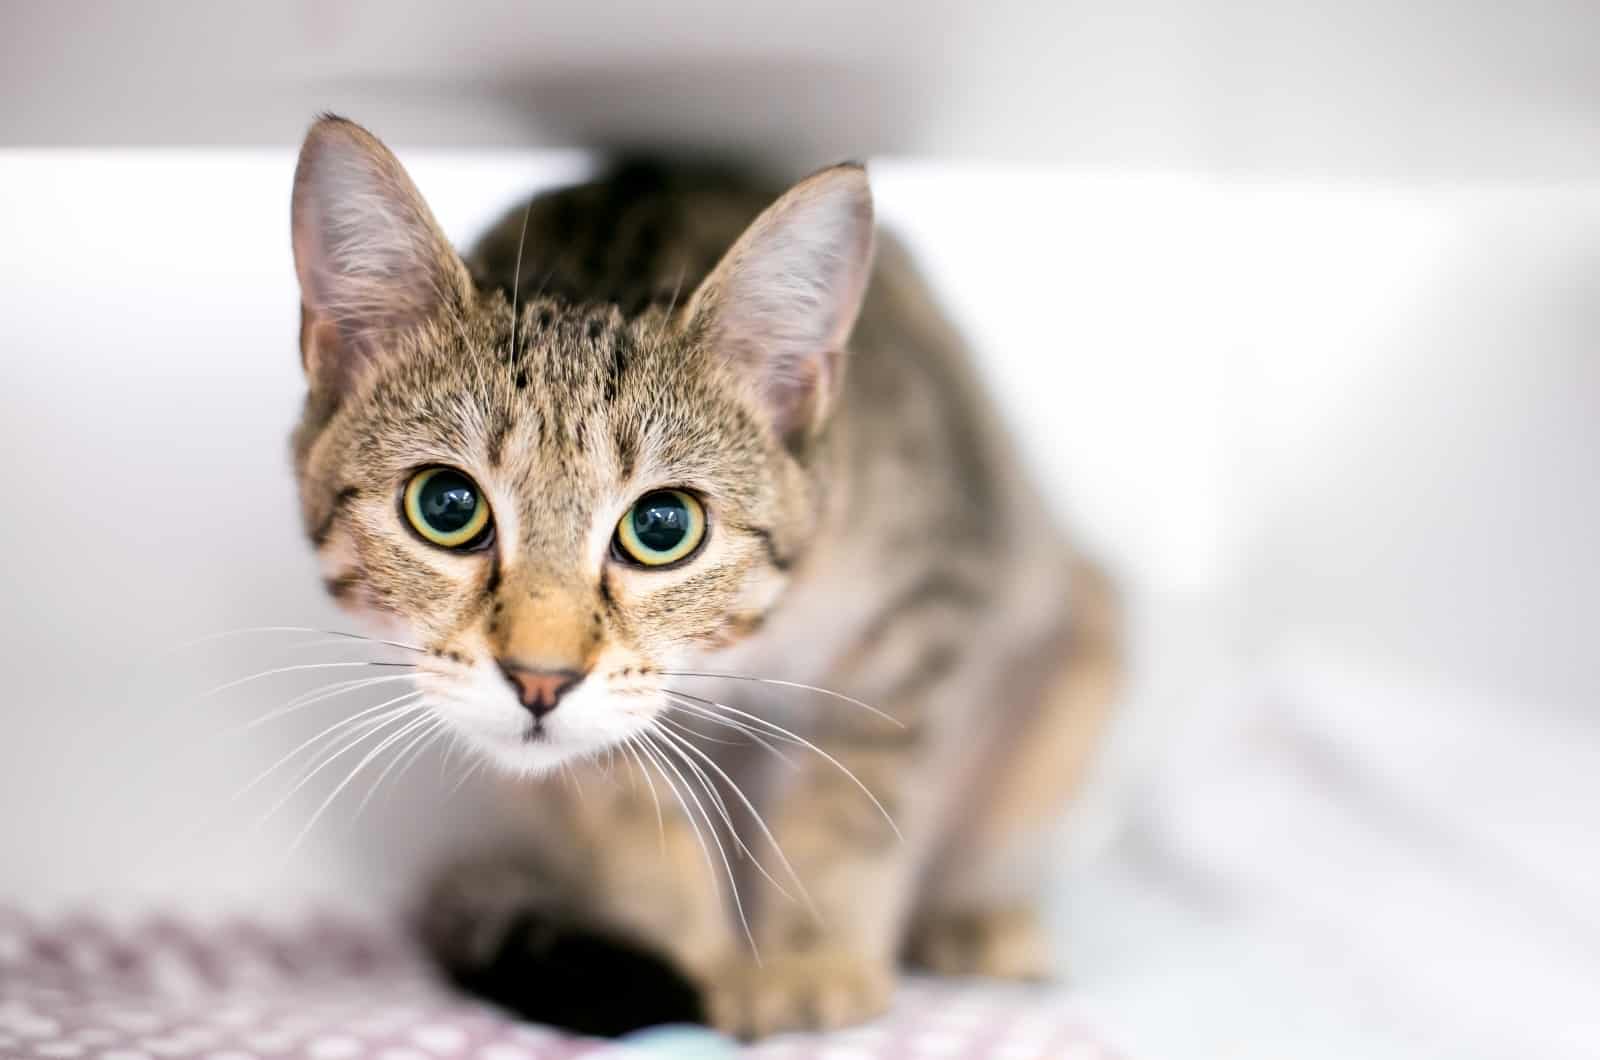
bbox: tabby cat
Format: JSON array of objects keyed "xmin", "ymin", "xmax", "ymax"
[{"xmin": 288, "ymin": 115, "xmax": 1117, "ymax": 1039}]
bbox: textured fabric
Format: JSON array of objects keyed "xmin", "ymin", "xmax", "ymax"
[{"xmin": 0, "ymin": 909, "xmax": 1117, "ymax": 1059}]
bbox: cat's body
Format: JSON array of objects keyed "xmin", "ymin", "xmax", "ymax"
[{"xmin": 289, "ymin": 118, "xmax": 1117, "ymax": 1038}]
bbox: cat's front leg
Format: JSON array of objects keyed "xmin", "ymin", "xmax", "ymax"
[
  {"xmin": 704, "ymin": 732, "xmax": 923, "ymax": 1038},
  {"xmin": 419, "ymin": 758, "xmax": 738, "ymax": 1036}
]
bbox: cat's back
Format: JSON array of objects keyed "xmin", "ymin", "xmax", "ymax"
[{"xmin": 468, "ymin": 157, "xmax": 782, "ymax": 317}]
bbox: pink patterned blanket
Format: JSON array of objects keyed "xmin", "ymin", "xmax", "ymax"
[{"xmin": 0, "ymin": 909, "xmax": 1116, "ymax": 1059}]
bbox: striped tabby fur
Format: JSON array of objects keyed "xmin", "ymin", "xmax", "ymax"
[{"xmin": 288, "ymin": 116, "xmax": 1118, "ymax": 1038}]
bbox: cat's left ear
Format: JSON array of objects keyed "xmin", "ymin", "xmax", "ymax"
[
  {"xmin": 291, "ymin": 115, "xmax": 473, "ymax": 396},
  {"xmin": 688, "ymin": 163, "xmax": 875, "ymax": 447}
]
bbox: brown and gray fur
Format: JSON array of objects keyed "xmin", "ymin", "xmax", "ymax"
[{"xmin": 288, "ymin": 115, "xmax": 1118, "ymax": 1038}]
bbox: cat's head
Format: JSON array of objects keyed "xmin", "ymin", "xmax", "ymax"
[{"xmin": 288, "ymin": 116, "xmax": 874, "ymax": 774}]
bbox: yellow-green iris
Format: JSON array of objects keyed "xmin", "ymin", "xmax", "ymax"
[
  {"xmin": 403, "ymin": 467, "xmax": 491, "ymax": 549},
  {"xmin": 614, "ymin": 489, "xmax": 706, "ymax": 567}
]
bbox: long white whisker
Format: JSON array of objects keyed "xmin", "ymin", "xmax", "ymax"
[
  {"xmin": 663, "ymin": 689, "xmax": 903, "ymax": 841},
  {"xmin": 173, "ymin": 625, "xmax": 425, "ymax": 655},
  {"xmin": 653, "ymin": 721, "xmax": 741, "ymax": 857},
  {"xmin": 256, "ymin": 703, "xmax": 429, "ymax": 829},
  {"xmin": 642, "ymin": 730, "xmax": 759, "ymax": 951},
  {"xmin": 563, "ymin": 760, "xmax": 587, "ymax": 803},
  {"xmin": 662, "ymin": 694, "xmax": 801, "ymax": 766},
  {"xmin": 653, "ymin": 723, "xmax": 812, "ymax": 914},
  {"xmin": 199, "ymin": 660, "xmax": 415, "ymax": 702},
  {"xmin": 638, "ymin": 731, "xmax": 759, "ymax": 960},
  {"xmin": 621, "ymin": 735, "xmax": 666, "ymax": 853},
  {"xmin": 156, "ymin": 695, "xmax": 416, "ymax": 874},
  {"xmin": 660, "ymin": 671, "xmax": 903, "ymax": 728},
  {"xmin": 635, "ymin": 735, "xmax": 714, "ymax": 879},
  {"xmin": 231, "ymin": 690, "xmax": 424, "ymax": 809},
  {"xmin": 249, "ymin": 711, "xmax": 421, "ymax": 851},
  {"xmin": 446, "ymin": 753, "xmax": 487, "ymax": 800},
  {"xmin": 286, "ymin": 709, "xmax": 437, "ymax": 853},
  {"xmin": 657, "ymin": 713, "xmax": 743, "ymax": 746},
  {"xmin": 438, "ymin": 727, "xmax": 463, "ymax": 781},
  {"xmin": 241, "ymin": 673, "xmax": 418, "ymax": 732},
  {"xmin": 352, "ymin": 716, "xmax": 449, "ymax": 822},
  {"xmin": 283, "ymin": 702, "xmax": 417, "ymax": 786}
]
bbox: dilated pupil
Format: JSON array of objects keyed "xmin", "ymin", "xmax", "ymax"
[
  {"xmin": 633, "ymin": 493, "xmax": 689, "ymax": 552},
  {"xmin": 421, "ymin": 473, "xmax": 478, "ymax": 532}
]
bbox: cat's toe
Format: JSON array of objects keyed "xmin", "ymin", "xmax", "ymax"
[
  {"xmin": 905, "ymin": 904, "xmax": 1053, "ymax": 981},
  {"xmin": 705, "ymin": 947, "xmax": 894, "ymax": 1039}
]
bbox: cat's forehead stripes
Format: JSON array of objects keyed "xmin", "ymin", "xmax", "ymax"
[
  {"xmin": 469, "ymin": 160, "xmax": 759, "ymax": 324},
  {"xmin": 290, "ymin": 134, "xmax": 849, "ymax": 675}
]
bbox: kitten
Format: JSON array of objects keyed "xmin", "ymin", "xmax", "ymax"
[{"xmin": 288, "ymin": 115, "xmax": 1118, "ymax": 1039}]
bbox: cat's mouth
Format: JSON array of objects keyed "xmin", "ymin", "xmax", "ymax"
[{"xmin": 417, "ymin": 668, "xmax": 662, "ymax": 775}]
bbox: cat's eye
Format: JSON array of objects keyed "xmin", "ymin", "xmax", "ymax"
[
  {"xmin": 613, "ymin": 489, "xmax": 707, "ymax": 567},
  {"xmin": 403, "ymin": 467, "xmax": 492, "ymax": 550}
]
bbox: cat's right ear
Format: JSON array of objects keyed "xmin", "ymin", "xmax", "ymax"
[{"xmin": 291, "ymin": 115, "xmax": 471, "ymax": 395}]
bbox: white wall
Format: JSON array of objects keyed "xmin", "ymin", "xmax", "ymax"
[
  {"xmin": 7, "ymin": 1, "xmax": 1600, "ymax": 182},
  {"xmin": 2, "ymin": 149, "xmax": 1597, "ymax": 1057}
]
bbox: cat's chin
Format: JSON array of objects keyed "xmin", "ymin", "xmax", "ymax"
[
  {"xmin": 489, "ymin": 742, "xmax": 592, "ymax": 778},
  {"xmin": 415, "ymin": 675, "xmax": 657, "ymax": 779},
  {"xmin": 457, "ymin": 724, "xmax": 635, "ymax": 780}
]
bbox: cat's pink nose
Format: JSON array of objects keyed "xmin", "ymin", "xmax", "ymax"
[{"xmin": 498, "ymin": 663, "xmax": 581, "ymax": 719}]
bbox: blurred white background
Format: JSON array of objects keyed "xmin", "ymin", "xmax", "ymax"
[{"xmin": 3, "ymin": 3, "xmax": 1598, "ymax": 1059}]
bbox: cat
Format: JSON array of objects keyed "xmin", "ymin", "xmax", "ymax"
[{"xmin": 288, "ymin": 114, "xmax": 1118, "ymax": 1039}]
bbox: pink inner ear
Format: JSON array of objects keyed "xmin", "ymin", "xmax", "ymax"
[
  {"xmin": 694, "ymin": 165, "xmax": 875, "ymax": 439},
  {"xmin": 290, "ymin": 117, "xmax": 469, "ymax": 394}
]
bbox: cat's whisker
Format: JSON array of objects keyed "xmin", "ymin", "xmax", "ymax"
[
  {"xmin": 438, "ymin": 727, "xmax": 465, "ymax": 782},
  {"xmin": 173, "ymin": 625, "xmax": 426, "ymax": 655},
  {"xmin": 241, "ymin": 673, "xmax": 418, "ymax": 732},
  {"xmin": 661, "ymin": 694, "xmax": 803, "ymax": 766},
  {"xmin": 652, "ymin": 722, "xmax": 814, "ymax": 916},
  {"xmin": 230, "ymin": 691, "xmax": 426, "ymax": 810},
  {"xmin": 288, "ymin": 706, "xmax": 418, "ymax": 794},
  {"xmin": 286, "ymin": 708, "xmax": 440, "ymax": 854},
  {"xmin": 156, "ymin": 694, "xmax": 417, "ymax": 872},
  {"xmin": 253, "ymin": 697, "xmax": 427, "ymax": 828},
  {"xmin": 652, "ymin": 262, "xmax": 689, "ymax": 347},
  {"xmin": 620, "ymin": 734, "xmax": 667, "ymax": 853},
  {"xmin": 445, "ymin": 752, "xmax": 487, "ymax": 800},
  {"xmin": 556, "ymin": 760, "xmax": 593, "ymax": 807},
  {"xmin": 663, "ymin": 688, "xmax": 903, "ymax": 842},
  {"xmin": 633, "ymin": 735, "xmax": 715, "ymax": 884},
  {"xmin": 660, "ymin": 693, "xmax": 803, "ymax": 755},
  {"xmin": 409, "ymin": 721, "xmax": 455, "ymax": 783},
  {"xmin": 199, "ymin": 660, "xmax": 416, "ymax": 703},
  {"xmin": 656, "ymin": 713, "xmax": 743, "ymax": 747},
  {"xmin": 650, "ymin": 723, "xmax": 745, "ymax": 863},
  {"xmin": 637, "ymin": 730, "xmax": 760, "ymax": 961},
  {"xmin": 257, "ymin": 702, "xmax": 430, "ymax": 822},
  {"xmin": 529, "ymin": 262, "xmax": 558, "ymax": 306},
  {"xmin": 507, "ymin": 199, "xmax": 533, "ymax": 369},
  {"xmin": 353, "ymin": 714, "xmax": 450, "ymax": 822},
  {"xmin": 254, "ymin": 636, "xmax": 411, "ymax": 658},
  {"xmin": 661, "ymin": 671, "xmax": 903, "ymax": 728}
]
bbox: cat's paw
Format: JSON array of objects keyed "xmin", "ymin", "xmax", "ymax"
[
  {"xmin": 415, "ymin": 852, "xmax": 563, "ymax": 973},
  {"xmin": 417, "ymin": 852, "xmax": 702, "ymax": 1036},
  {"xmin": 905, "ymin": 904, "xmax": 1053, "ymax": 981},
  {"xmin": 704, "ymin": 946, "xmax": 894, "ymax": 1039}
]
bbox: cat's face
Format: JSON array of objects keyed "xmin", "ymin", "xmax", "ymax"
[{"xmin": 289, "ymin": 117, "xmax": 872, "ymax": 774}]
